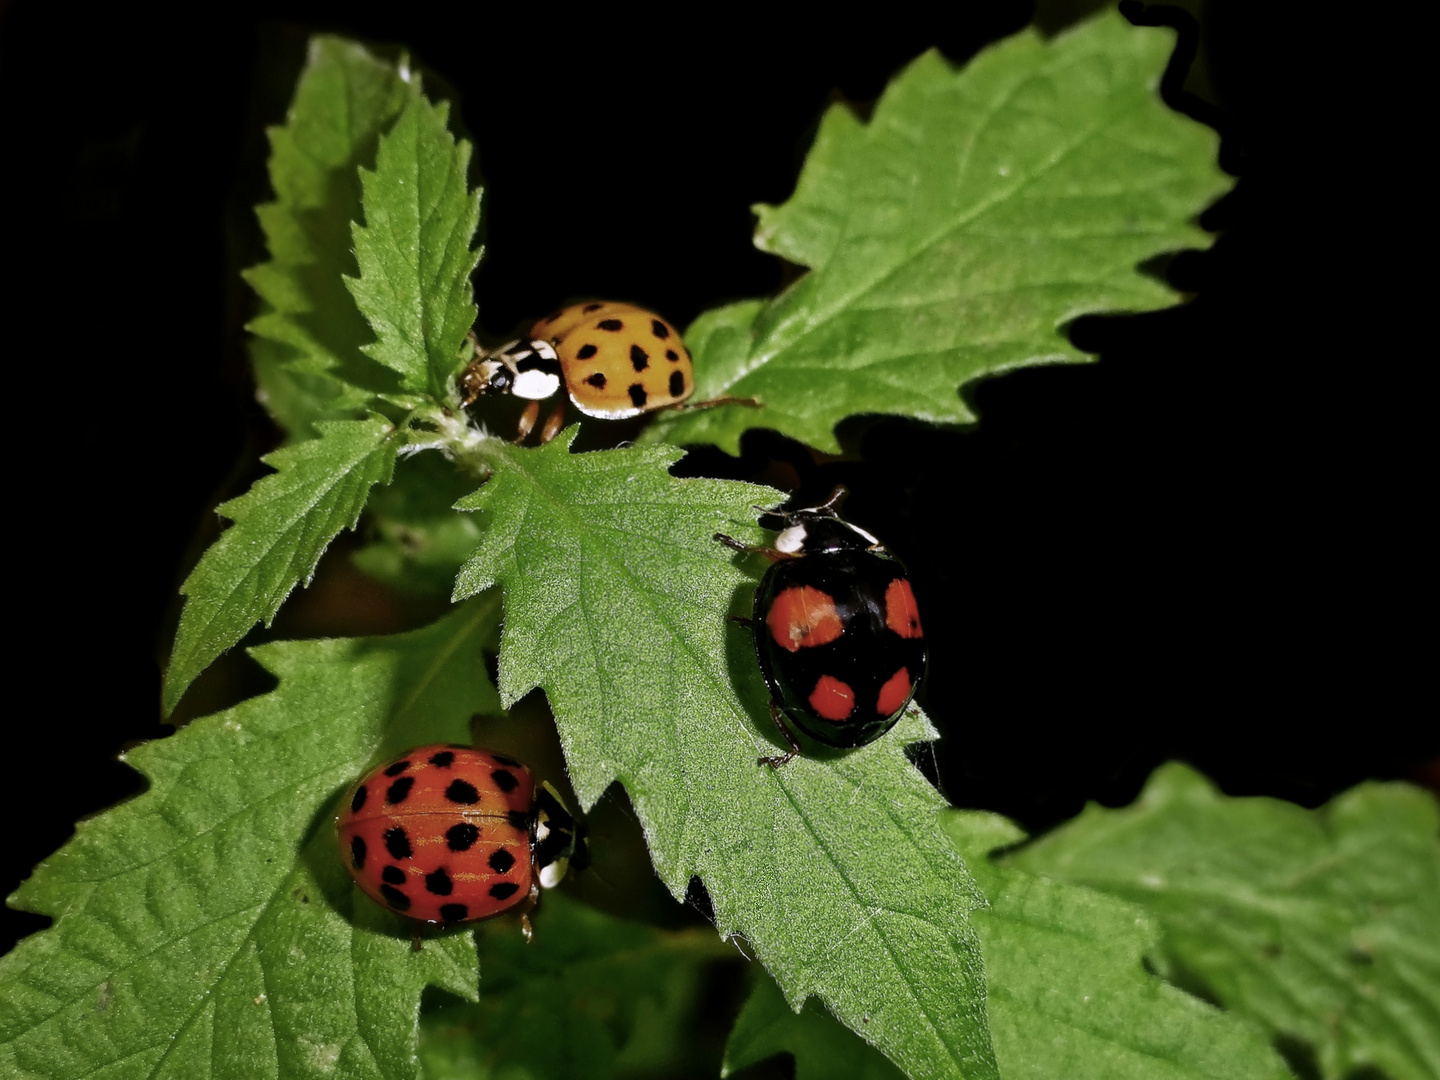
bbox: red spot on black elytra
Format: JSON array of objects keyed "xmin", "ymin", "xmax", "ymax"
[
  {"xmin": 445, "ymin": 779, "xmax": 480, "ymax": 804},
  {"xmin": 440, "ymin": 903, "xmax": 469, "ymax": 922},
  {"xmin": 425, "ymin": 868, "xmax": 453, "ymax": 895},
  {"xmin": 597, "ymin": 318, "xmax": 624, "ymax": 331},
  {"xmin": 381, "ymin": 865, "xmax": 406, "ymax": 885},
  {"xmin": 350, "ymin": 785, "xmax": 368, "ymax": 813},
  {"xmin": 629, "ymin": 344, "xmax": 650, "ymax": 371},
  {"xmin": 651, "ymin": 319, "xmax": 670, "ymax": 339},
  {"xmin": 383, "ymin": 760, "xmax": 411, "ymax": 777},
  {"xmin": 446, "ymin": 823, "xmax": 479, "ymax": 851},
  {"xmin": 585, "ymin": 372, "xmax": 607, "ymax": 389},
  {"xmin": 350, "ymin": 836, "xmax": 366, "ymax": 869},
  {"xmin": 380, "ymin": 884, "xmax": 410, "ymax": 911},
  {"xmin": 576, "ymin": 343, "xmax": 598, "ymax": 360},
  {"xmin": 385, "ymin": 777, "xmax": 414, "ymax": 804},
  {"xmin": 490, "ymin": 769, "xmax": 519, "ymax": 793},
  {"xmin": 489, "ymin": 882, "xmax": 520, "ymax": 901},
  {"xmin": 808, "ymin": 674, "xmax": 857, "ymax": 721},
  {"xmin": 669, "ymin": 371, "xmax": 684, "ymax": 397},
  {"xmin": 384, "ymin": 826, "xmax": 412, "ymax": 860},
  {"xmin": 628, "ymin": 384, "xmax": 648, "ymax": 408},
  {"xmin": 488, "ymin": 849, "xmax": 515, "ymax": 874},
  {"xmin": 428, "ymin": 751, "xmax": 456, "ymax": 768}
]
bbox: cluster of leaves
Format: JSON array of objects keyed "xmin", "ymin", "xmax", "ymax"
[{"xmin": 2, "ymin": 14, "xmax": 1435, "ymax": 1080}]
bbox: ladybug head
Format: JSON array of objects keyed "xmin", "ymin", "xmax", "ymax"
[
  {"xmin": 465, "ymin": 339, "xmax": 564, "ymax": 402},
  {"xmin": 764, "ymin": 486, "xmax": 881, "ymax": 556},
  {"xmin": 532, "ymin": 781, "xmax": 586, "ymax": 889}
]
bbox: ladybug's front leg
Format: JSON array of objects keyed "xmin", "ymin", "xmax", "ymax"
[
  {"xmin": 514, "ymin": 400, "xmax": 541, "ymax": 444},
  {"xmin": 714, "ymin": 532, "xmax": 789, "ymax": 563},
  {"xmin": 516, "ymin": 880, "xmax": 541, "ymax": 943},
  {"xmin": 538, "ymin": 402, "xmax": 567, "ymax": 444}
]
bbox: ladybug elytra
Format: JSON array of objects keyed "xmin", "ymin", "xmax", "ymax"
[
  {"xmin": 716, "ymin": 488, "xmax": 927, "ymax": 766},
  {"xmin": 336, "ymin": 745, "xmax": 583, "ymax": 939}
]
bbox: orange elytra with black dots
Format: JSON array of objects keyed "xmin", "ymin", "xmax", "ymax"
[
  {"xmin": 715, "ymin": 490, "xmax": 927, "ymax": 766},
  {"xmin": 336, "ymin": 745, "xmax": 582, "ymax": 934},
  {"xmin": 529, "ymin": 301, "xmax": 693, "ymax": 418}
]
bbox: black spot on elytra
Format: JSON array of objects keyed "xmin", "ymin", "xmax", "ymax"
[
  {"xmin": 385, "ymin": 777, "xmax": 414, "ymax": 804},
  {"xmin": 380, "ymin": 884, "xmax": 410, "ymax": 911},
  {"xmin": 350, "ymin": 836, "xmax": 366, "ymax": 870},
  {"xmin": 384, "ymin": 826, "xmax": 412, "ymax": 860},
  {"xmin": 440, "ymin": 903, "xmax": 468, "ymax": 922},
  {"xmin": 582, "ymin": 302, "xmax": 603, "ymax": 313},
  {"xmin": 447, "ymin": 822, "xmax": 480, "ymax": 851},
  {"xmin": 445, "ymin": 779, "xmax": 480, "ymax": 804},
  {"xmin": 507, "ymin": 810, "xmax": 531, "ymax": 832},
  {"xmin": 428, "ymin": 750, "xmax": 456, "ymax": 768},
  {"xmin": 665, "ymin": 348, "xmax": 678, "ymax": 362},
  {"xmin": 669, "ymin": 371, "xmax": 685, "ymax": 397},
  {"xmin": 489, "ymin": 882, "xmax": 520, "ymax": 901},
  {"xmin": 490, "ymin": 769, "xmax": 519, "ymax": 793},
  {"xmin": 545, "ymin": 308, "xmax": 565, "ymax": 323},
  {"xmin": 489, "ymin": 849, "xmax": 516, "ymax": 874},
  {"xmin": 597, "ymin": 318, "xmax": 623, "ymax": 331},
  {"xmin": 425, "ymin": 868, "xmax": 453, "ymax": 895},
  {"xmin": 381, "ymin": 865, "xmax": 406, "ymax": 885},
  {"xmin": 629, "ymin": 344, "xmax": 649, "ymax": 371},
  {"xmin": 585, "ymin": 372, "xmax": 606, "ymax": 389},
  {"xmin": 628, "ymin": 384, "xmax": 648, "ymax": 409},
  {"xmin": 350, "ymin": 785, "xmax": 368, "ymax": 813},
  {"xmin": 651, "ymin": 318, "xmax": 670, "ymax": 339},
  {"xmin": 383, "ymin": 759, "xmax": 411, "ymax": 777},
  {"xmin": 576, "ymin": 343, "xmax": 598, "ymax": 360},
  {"xmin": 491, "ymin": 753, "xmax": 521, "ymax": 767}
]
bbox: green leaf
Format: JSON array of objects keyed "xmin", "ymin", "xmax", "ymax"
[
  {"xmin": 724, "ymin": 973, "xmax": 908, "ymax": 1080},
  {"xmin": 2, "ymin": 600, "xmax": 503, "ymax": 1080},
  {"xmin": 244, "ymin": 36, "xmax": 416, "ymax": 436},
  {"xmin": 163, "ymin": 415, "xmax": 399, "ymax": 713},
  {"xmin": 451, "ymin": 432, "xmax": 998, "ymax": 1080},
  {"xmin": 352, "ymin": 450, "xmax": 484, "ymax": 595},
  {"xmin": 645, "ymin": 12, "xmax": 1228, "ymax": 453},
  {"xmin": 345, "ymin": 91, "xmax": 483, "ymax": 404},
  {"xmin": 946, "ymin": 811, "xmax": 1295, "ymax": 1080},
  {"xmin": 419, "ymin": 891, "xmax": 735, "ymax": 1080},
  {"xmin": 1007, "ymin": 764, "xmax": 1440, "ymax": 1080}
]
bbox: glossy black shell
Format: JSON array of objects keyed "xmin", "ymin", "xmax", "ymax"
[{"xmin": 752, "ymin": 546, "xmax": 926, "ymax": 749}]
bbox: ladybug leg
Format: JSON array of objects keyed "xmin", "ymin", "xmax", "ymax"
[
  {"xmin": 713, "ymin": 532, "xmax": 789, "ymax": 562},
  {"xmin": 514, "ymin": 399, "xmax": 541, "ymax": 443},
  {"xmin": 516, "ymin": 881, "xmax": 541, "ymax": 944},
  {"xmin": 411, "ymin": 928, "xmax": 425, "ymax": 953},
  {"xmin": 726, "ymin": 614, "xmax": 754, "ymax": 628},
  {"xmin": 673, "ymin": 394, "xmax": 763, "ymax": 412},
  {"xmin": 758, "ymin": 703, "xmax": 801, "ymax": 768},
  {"xmin": 538, "ymin": 402, "xmax": 567, "ymax": 444}
]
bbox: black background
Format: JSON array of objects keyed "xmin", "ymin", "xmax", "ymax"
[{"xmin": 2, "ymin": 0, "xmax": 1432, "ymax": 973}]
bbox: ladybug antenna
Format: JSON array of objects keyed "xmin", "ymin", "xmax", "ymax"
[{"xmin": 817, "ymin": 485, "xmax": 849, "ymax": 514}]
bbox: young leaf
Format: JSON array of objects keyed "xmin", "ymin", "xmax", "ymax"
[
  {"xmin": 163, "ymin": 415, "xmax": 399, "ymax": 714},
  {"xmin": 244, "ymin": 36, "xmax": 416, "ymax": 436},
  {"xmin": 452, "ymin": 432, "xmax": 999, "ymax": 1080},
  {"xmin": 645, "ymin": 12, "xmax": 1228, "ymax": 454},
  {"xmin": 419, "ymin": 891, "xmax": 735, "ymax": 1080},
  {"xmin": 947, "ymin": 811, "xmax": 1295, "ymax": 1080},
  {"xmin": 345, "ymin": 91, "xmax": 483, "ymax": 405},
  {"xmin": 1007, "ymin": 764, "xmax": 1440, "ymax": 1080},
  {"xmin": 2, "ymin": 599, "xmax": 503, "ymax": 1080}
]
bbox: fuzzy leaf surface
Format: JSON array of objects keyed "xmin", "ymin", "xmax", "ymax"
[
  {"xmin": 451, "ymin": 432, "xmax": 997, "ymax": 1080},
  {"xmin": 2, "ymin": 600, "xmax": 503, "ymax": 1080},
  {"xmin": 947, "ymin": 811, "xmax": 1294, "ymax": 1080},
  {"xmin": 163, "ymin": 415, "xmax": 400, "ymax": 713},
  {"xmin": 244, "ymin": 36, "xmax": 415, "ymax": 437},
  {"xmin": 1009, "ymin": 764, "xmax": 1440, "ymax": 1080},
  {"xmin": 646, "ymin": 12, "xmax": 1228, "ymax": 453},
  {"xmin": 419, "ymin": 892, "xmax": 734, "ymax": 1080},
  {"xmin": 344, "ymin": 91, "xmax": 482, "ymax": 404},
  {"xmin": 352, "ymin": 451, "xmax": 484, "ymax": 595}
]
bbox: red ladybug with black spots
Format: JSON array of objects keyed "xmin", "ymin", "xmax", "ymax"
[
  {"xmin": 336, "ymin": 745, "xmax": 583, "ymax": 939},
  {"xmin": 716, "ymin": 488, "xmax": 926, "ymax": 766}
]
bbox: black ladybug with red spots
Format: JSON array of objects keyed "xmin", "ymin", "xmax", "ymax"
[{"xmin": 716, "ymin": 488, "xmax": 926, "ymax": 766}]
